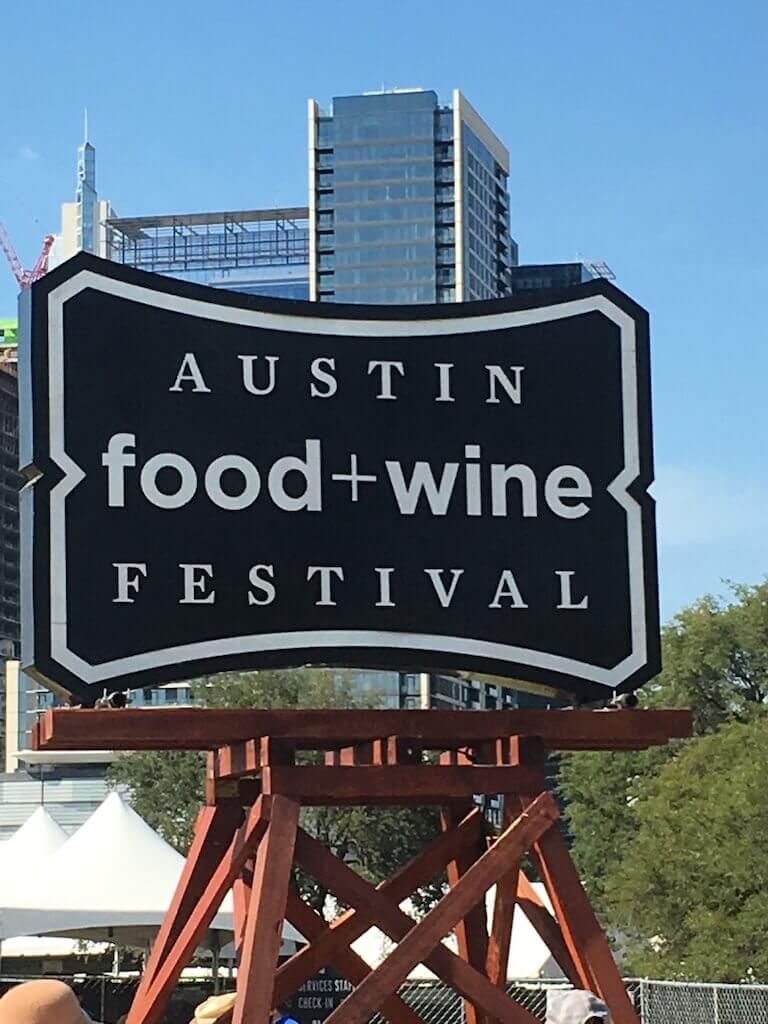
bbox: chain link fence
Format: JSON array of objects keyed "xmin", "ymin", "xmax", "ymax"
[
  {"xmin": 4, "ymin": 974, "xmax": 768, "ymax": 1022},
  {"xmin": 368, "ymin": 980, "xmax": 622, "ymax": 1023},
  {"xmin": 637, "ymin": 978, "xmax": 768, "ymax": 1024},
  {"xmin": 369, "ymin": 978, "xmax": 768, "ymax": 1024}
]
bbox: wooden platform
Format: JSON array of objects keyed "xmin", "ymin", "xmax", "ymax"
[
  {"xmin": 33, "ymin": 708, "xmax": 692, "ymax": 1024},
  {"xmin": 34, "ymin": 706, "xmax": 692, "ymax": 752}
]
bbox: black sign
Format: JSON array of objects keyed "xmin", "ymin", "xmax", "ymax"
[
  {"xmin": 21, "ymin": 254, "xmax": 659, "ymax": 704},
  {"xmin": 281, "ymin": 967, "xmax": 353, "ymax": 1023}
]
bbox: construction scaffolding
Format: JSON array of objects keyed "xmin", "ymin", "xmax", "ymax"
[{"xmin": 105, "ymin": 207, "xmax": 310, "ymax": 276}]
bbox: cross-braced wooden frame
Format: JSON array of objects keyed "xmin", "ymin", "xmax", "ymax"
[{"xmin": 33, "ymin": 707, "xmax": 693, "ymax": 1024}]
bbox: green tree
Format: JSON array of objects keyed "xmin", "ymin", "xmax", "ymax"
[
  {"xmin": 108, "ymin": 668, "xmax": 442, "ymax": 913},
  {"xmin": 558, "ymin": 580, "xmax": 768, "ymax": 918},
  {"xmin": 607, "ymin": 713, "xmax": 768, "ymax": 981}
]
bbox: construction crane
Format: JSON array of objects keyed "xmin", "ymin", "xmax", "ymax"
[{"xmin": 0, "ymin": 222, "xmax": 56, "ymax": 289}]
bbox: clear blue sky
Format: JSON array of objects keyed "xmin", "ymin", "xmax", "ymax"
[{"xmin": 2, "ymin": 0, "xmax": 766, "ymax": 622}]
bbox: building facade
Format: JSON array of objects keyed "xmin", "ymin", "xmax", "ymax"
[
  {"xmin": 0, "ymin": 369, "xmax": 20, "ymax": 655},
  {"xmin": 308, "ymin": 89, "xmax": 517, "ymax": 304},
  {"xmin": 106, "ymin": 207, "xmax": 310, "ymax": 299},
  {"xmin": 508, "ymin": 261, "xmax": 617, "ymax": 294},
  {"xmin": 36, "ymin": 104, "xmax": 591, "ymax": 732},
  {"xmin": 48, "ymin": 134, "xmax": 115, "ymax": 268}
]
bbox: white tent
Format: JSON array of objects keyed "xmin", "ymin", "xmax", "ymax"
[
  {"xmin": 0, "ymin": 935, "xmax": 109, "ymax": 958},
  {"xmin": 0, "ymin": 807, "xmax": 68, "ymax": 888},
  {"xmin": 0, "ymin": 793, "xmax": 301, "ymax": 954}
]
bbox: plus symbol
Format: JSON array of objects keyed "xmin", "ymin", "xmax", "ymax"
[{"xmin": 331, "ymin": 453, "xmax": 378, "ymax": 502}]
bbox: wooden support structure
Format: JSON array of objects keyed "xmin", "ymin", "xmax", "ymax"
[{"xmin": 33, "ymin": 707, "xmax": 692, "ymax": 1024}]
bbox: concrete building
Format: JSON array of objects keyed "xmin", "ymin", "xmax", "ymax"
[{"xmin": 308, "ymin": 88, "xmax": 517, "ymax": 304}]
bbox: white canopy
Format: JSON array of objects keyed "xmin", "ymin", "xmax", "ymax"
[
  {"xmin": 0, "ymin": 793, "xmax": 301, "ymax": 953},
  {"xmin": 0, "ymin": 807, "xmax": 68, "ymax": 886}
]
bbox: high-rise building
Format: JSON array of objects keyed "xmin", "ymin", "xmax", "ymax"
[
  {"xmin": 308, "ymin": 89, "xmax": 517, "ymax": 304},
  {"xmin": 0, "ymin": 368, "xmax": 20, "ymax": 654},
  {"xmin": 48, "ymin": 129, "xmax": 116, "ymax": 268},
  {"xmin": 37, "ymin": 103, "xmax": 584, "ymax": 727},
  {"xmin": 48, "ymin": 131, "xmax": 311, "ymax": 300}
]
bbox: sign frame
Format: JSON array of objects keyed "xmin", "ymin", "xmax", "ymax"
[{"xmin": 21, "ymin": 253, "xmax": 660, "ymax": 703}]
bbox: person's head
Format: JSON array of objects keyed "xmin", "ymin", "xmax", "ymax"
[
  {"xmin": 271, "ymin": 1008, "xmax": 297, "ymax": 1023},
  {"xmin": 0, "ymin": 980, "xmax": 92, "ymax": 1024},
  {"xmin": 546, "ymin": 989, "xmax": 611, "ymax": 1024}
]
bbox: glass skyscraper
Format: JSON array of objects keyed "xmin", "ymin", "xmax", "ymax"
[{"xmin": 308, "ymin": 89, "xmax": 517, "ymax": 303}]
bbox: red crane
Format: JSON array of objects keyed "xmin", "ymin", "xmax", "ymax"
[{"xmin": 0, "ymin": 222, "xmax": 56, "ymax": 289}]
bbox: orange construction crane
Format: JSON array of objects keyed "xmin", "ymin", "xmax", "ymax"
[{"xmin": 0, "ymin": 222, "xmax": 56, "ymax": 289}]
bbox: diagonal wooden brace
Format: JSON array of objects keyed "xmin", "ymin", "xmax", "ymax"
[
  {"xmin": 127, "ymin": 796, "xmax": 271, "ymax": 1024},
  {"xmin": 532, "ymin": 824, "xmax": 640, "ymax": 1024},
  {"xmin": 298, "ymin": 792, "xmax": 559, "ymax": 1024},
  {"xmin": 212, "ymin": 892, "xmax": 428, "ymax": 1024},
  {"xmin": 285, "ymin": 892, "xmax": 426, "ymax": 1024},
  {"xmin": 234, "ymin": 795, "xmax": 301, "ymax": 1024},
  {"xmin": 274, "ymin": 805, "xmax": 486, "ymax": 1004},
  {"xmin": 441, "ymin": 802, "xmax": 490, "ymax": 1024},
  {"xmin": 507, "ymin": 738, "xmax": 639, "ymax": 1024},
  {"xmin": 515, "ymin": 872, "xmax": 580, "ymax": 985},
  {"xmin": 132, "ymin": 803, "xmax": 243, "ymax": 1002},
  {"xmin": 232, "ymin": 859, "xmax": 254, "ymax": 954}
]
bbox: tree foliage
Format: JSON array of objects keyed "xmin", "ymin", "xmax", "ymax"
[
  {"xmin": 608, "ymin": 714, "xmax": 768, "ymax": 981},
  {"xmin": 557, "ymin": 580, "xmax": 768, "ymax": 977},
  {"xmin": 108, "ymin": 668, "xmax": 442, "ymax": 913}
]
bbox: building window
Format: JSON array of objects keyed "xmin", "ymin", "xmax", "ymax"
[{"xmin": 317, "ymin": 121, "xmax": 334, "ymax": 147}]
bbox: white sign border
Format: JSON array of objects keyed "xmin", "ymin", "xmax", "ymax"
[{"xmin": 43, "ymin": 269, "xmax": 648, "ymax": 689}]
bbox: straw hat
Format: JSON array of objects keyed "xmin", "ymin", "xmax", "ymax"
[
  {"xmin": 0, "ymin": 980, "xmax": 93, "ymax": 1024},
  {"xmin": 191, "ymin": 992, "xmax": 237, "ymax": 1022}
]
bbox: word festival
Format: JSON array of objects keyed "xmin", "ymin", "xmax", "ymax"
[{"xmin": 26, "ymin": 257, "xmax": 659, "ymax": 701}]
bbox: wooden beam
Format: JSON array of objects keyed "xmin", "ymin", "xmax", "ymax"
[
  {"xmin": 232, "ymin": 860, "xmax": 254, "ymax": 954},
  {"xmin": 296, "ymin": 795, "xmax": 559, "ymax": 1024},
  {"xmin": 533, "ymin": 824, "xmax": 640, "ymax": 1024},
  {"xmin": 508, "ymin": 738, "xmax": 639, "ymax": 1024},
  {"xmin": 284, "ymin": 892, "xmax": 426, "ymax": 1024},
  {"xmin": 515, "ymin": 872, "xmax": 580, "ymax": 985},
  {"xmin": 260, "ymin": 764, "xmax": 542, "ymax": 804},
  {"xmin": 128, "ymin": 803, "xmax": 242, "ymax": 1013},
  {"xmin": 441, "ymin": 803, "xmax": 490, "ymax": 1024},
  {"xmin": 274, "ymin": 806, "xmax": 485, "ymax": 1004},
  {"xmin": 234, "ymin": 796, "xmax": 300, "ymax": 1024},
  {"xmin": 216, "ymin": 740, "xmax": 260, "ymax": 779},
  {"xmin": 35, "ymin": 707, "xmax": 694, "ymax": 753},
  {"xmin": 485, "ymin": 737, "xmax": 540, "ymax": 989},
  {"xmin": 486, "ymin": 859, "xmax": 517, "ymax": 989},
  {"xmin": 128, "ymin": 797, "xmax": 271, "ymax": 1024}
]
